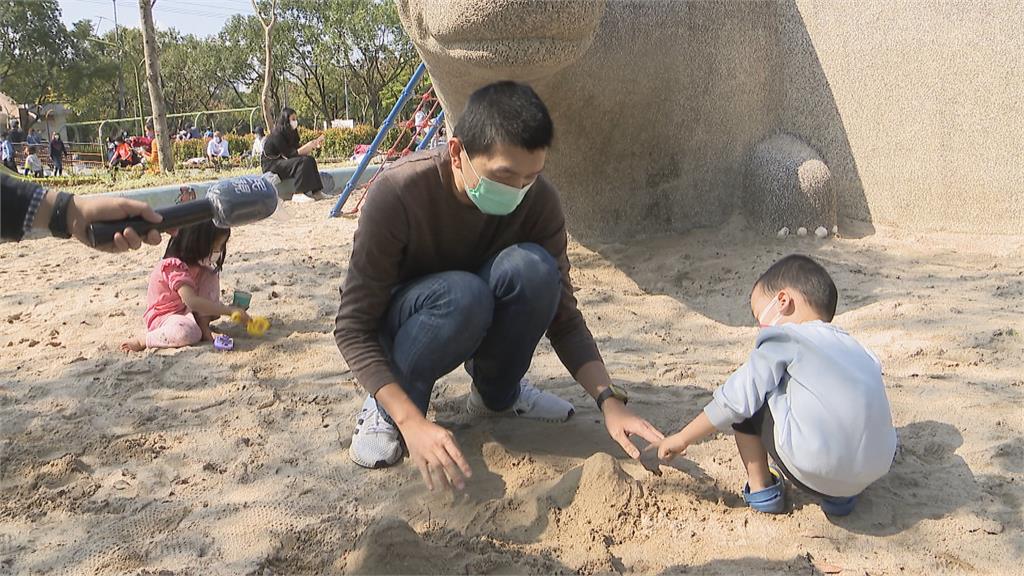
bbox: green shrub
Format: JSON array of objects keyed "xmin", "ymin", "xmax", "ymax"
[
  {"xmin": 172, "ymin": 138, "xmax": 205, "ymax": 162},
  {"xmin": 167, "ymin": 126, "xmax": 382, "ymax": 164},
  {"xmin": 298, "ymin": 125, "xmax": 379, "ymax": 161}
]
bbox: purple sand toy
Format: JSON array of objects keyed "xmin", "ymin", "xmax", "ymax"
[{"xmin": 214, "ymin": 334, "xmax": 234, "ymax": 351}]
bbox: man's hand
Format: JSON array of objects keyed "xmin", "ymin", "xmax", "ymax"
[
  {"xmin": 400, "ymin": 415, "xmax": 472, "ymax": 491},
  {"xmin": 602, "ymin": 398, "xmax": 665, "ymax": 459},
  {"xmin": 67, "ymin": 196, "xmax": 163, "ymax": 253}
]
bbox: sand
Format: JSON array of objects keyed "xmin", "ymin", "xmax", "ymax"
[{"xmin": 0, "ymin": 202, "xmax": 1021, "ymax": 575}]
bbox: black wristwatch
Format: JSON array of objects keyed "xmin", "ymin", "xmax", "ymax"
[
  {"xmin": 595, "ymin": 384, "xmax": 628, "ymax": 412},
  {"xmin": 48, "ymin": 191, "xmax": 74, "ymax": 239}
]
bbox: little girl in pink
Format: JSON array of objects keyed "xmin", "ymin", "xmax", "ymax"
[{"xmin": 121, "ymin": 221, "xmax": 249, "ymax": 352}]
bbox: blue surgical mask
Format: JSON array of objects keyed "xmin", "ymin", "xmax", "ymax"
[{"xmin": 462, "ymin": 154, "xmax": 534, "ymax": 216}]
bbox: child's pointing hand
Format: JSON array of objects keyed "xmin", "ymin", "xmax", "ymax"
[{"xmin": 658, "ymin": 432, "xmax": 691, "ymax": 461}]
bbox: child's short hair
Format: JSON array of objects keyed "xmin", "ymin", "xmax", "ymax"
[{"xmin": 755, "ymin": 254, "xmax": 838, "ymax": 321}]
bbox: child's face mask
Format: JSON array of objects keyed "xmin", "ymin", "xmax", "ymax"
[{"xmin": 757, "ymin": 295, "xmax": 784, "ymax": 327}]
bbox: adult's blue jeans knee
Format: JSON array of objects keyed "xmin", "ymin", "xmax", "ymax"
[
  {"xmin": 377, "ymin": 243, "xmax": 560, "ymax": 420},
  {"xmin": 378, "ymin": 271, "xmax": 494, "ymax": 419},
  {"xmin": 468, "ymin": 243, "xmax": 561, "ymax": 411}
]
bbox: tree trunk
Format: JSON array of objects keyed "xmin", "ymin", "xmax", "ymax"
[
  {"xmin": 368, "ymin": 90, "xmax": 381, "ymax": 127},
  {"xmin": 252, "ymin": 0, "xmax": 279, "ymax": 130},
  {"xmin": 260, "ymin": 24, "xmax": 274, "ymax": 128},
  {"xmin": 139, "ymin": 0, "xmax": 174, "ymax": 173}
]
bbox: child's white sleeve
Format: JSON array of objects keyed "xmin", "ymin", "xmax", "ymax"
[{"xmin": 703, "ymin": 328, "xmax": 799, "ymax": 431}]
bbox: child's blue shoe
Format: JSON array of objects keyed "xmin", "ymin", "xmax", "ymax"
[
  {"xmin": 820, "ymin": 494, "xmax": 858, "ymax": 516},
  {"xmin": 743, "ymin": 469, "xmax": 785, "ymax": 514}
]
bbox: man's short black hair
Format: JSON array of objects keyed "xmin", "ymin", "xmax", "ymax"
[
  {"xmin": 754, "ymin": 254, "xmax": 838, "ymax": 321},
  {"xmin": 454, "ymin": 81, "xmax": 553, "ymax": 156}
]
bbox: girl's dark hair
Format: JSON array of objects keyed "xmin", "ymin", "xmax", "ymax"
[
  {"xmin": 274, "ymin": 107, "xmax": 299, "ymax": 148},
  {"xmin": 164, "ymin": 221, "xmax": 230, "ymax": 272}
]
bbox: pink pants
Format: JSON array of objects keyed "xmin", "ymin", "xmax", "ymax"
[{"xmin": 145, "ymin": 271, "xmax": 220, "ymax": 349}]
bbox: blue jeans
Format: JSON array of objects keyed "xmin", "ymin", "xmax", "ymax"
[{"xmin": 376, "ymin": 243, "xmax": 561, "ymax": 422}]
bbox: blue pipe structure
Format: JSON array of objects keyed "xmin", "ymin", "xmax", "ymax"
[
  {"xmin": 330, "ymin": 62, "xmax": 427, "ymax": 217},
  {"xmin": 415, "ymin": 111, "xmax": 446, "ymax": 151}
]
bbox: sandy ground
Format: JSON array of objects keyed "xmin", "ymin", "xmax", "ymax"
[{"xmin": 0, "ymin": 200, "xmax": 1021, "ymax": 575}]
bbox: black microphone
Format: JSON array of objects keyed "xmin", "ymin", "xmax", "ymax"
[{"xmin": 87, "ymin": 173, "xmax": 281, "ymax": 247}]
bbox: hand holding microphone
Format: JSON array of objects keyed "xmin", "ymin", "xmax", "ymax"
[{"xmin": 87, "ymin": 173, "xmax": 281, "ymax": 247}]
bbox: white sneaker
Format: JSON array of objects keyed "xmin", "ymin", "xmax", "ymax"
[
  {"xmin": 291, "ymin": 193, "xmax": 315, "ymax": 203},
  {"xmin": 306, "ymin": 190, "xmax": 328, "ymax": 201},
  {"xmin": 349, "ymin": 395, "xmax": 403, "ymax": 469},
  {"xmin": 467, "ymin": 379, "xmax": 575, "ymax": 423}
]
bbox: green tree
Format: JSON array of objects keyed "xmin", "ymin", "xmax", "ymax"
[
  {"xmin": 323, "ymin": 0, "xmax": 418, "ymax": 126},
  {"xmin": 0, "ymin": 0, "xmax": 74, "ymax": 119},
  {"xmin": 61, "ymin": 23, "xmax": 123, "ymax": 125},
  {"xmin": 1, "ymin": 0, "xmax": 421, "ymax": 139},
  {"xmin": 220, "ymin": 13, "xmax": 287, "ymax": 125}
]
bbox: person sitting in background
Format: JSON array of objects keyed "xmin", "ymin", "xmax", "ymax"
[
  {"xmin": 250, "ymin": 126, "xmax": 265, "ymax": 160},
  {"xmin": 145, "ymin": 138, "xmax": 161, "ymax": 173},
  {"xmin": 109, "ymin": 137, "xmax": 137, "ymax": 169},
  {"xmin": 49, "ymin": 133, "xmax": 68, "ymax": 176},
  {"xmin": 26, "ymin": 129, "xmax": 41, "ymax": 145},
  {"xmin": 8, "ymin": 123, "xmax": 25, "ymax": 144},
  {"xmin": 206, "ymin": 131, "xmax": 229, "ymax": 168},
  {"xmin": 23, "ymin": 146, "xmax": 44, "ymax": 177},
  {"xmin": 261, "ymin": 108, "xmax": 327, "ymax": 201}
]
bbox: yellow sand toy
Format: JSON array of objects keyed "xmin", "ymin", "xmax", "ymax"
[{"xmin": 231, "ymin": 311, "xmax": 271, "ymax": 337}]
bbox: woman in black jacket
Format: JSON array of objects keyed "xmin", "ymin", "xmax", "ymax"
[{"xmin": 261, "ymin": 108, "xmax": 327, "ymax": 200}]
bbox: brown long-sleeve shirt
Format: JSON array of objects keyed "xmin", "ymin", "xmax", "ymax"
[{"xmin": 334, "ymin": 147, "xmax": 602, "ymax": 395}]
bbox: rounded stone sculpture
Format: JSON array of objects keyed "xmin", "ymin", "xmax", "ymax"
[
  {"xmin": 744, "ymin": 133, "xmax": 836, "ymax": 236},
  {"xmin": 398, "ymin": 0, "xmax": 1024, "ymax": 239},
  {"xmin": 397, "ymin": 0, "xmax": 783, "ymax": 240}
]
